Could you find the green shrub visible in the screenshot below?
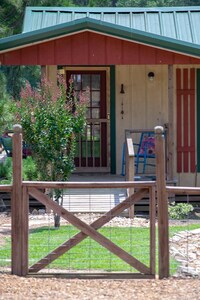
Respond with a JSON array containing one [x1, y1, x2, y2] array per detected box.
[[0, 158, 12, 181], [22, 156, 37, 181], [0, 156, 38, 183], [169, 202, 194, 220]]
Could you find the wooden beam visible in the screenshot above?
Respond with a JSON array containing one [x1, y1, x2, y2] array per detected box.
[[0, 185, 12, 192], [125, 135, 135, 218], [155, 126, 169, 279], [21, 186, 29, 276], [12, 124, 28, 276], [149, 185, 156, 275], [28, 187, 150, 274], [23, 181, 156, 189], [166, 186, 200, 195]]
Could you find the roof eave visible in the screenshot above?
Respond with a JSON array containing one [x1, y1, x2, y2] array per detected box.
[[0, 17, 200, 59]]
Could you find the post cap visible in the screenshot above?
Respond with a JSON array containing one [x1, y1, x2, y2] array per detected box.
[[13, 124, 22, 133], [154, 126, 164, 134]]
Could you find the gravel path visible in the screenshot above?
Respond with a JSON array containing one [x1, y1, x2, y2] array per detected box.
[[0, 275, 200, 300]]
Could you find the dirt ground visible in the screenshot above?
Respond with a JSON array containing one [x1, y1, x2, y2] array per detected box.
[[0, 275, 200, 300], [0, 213, 200, 299]]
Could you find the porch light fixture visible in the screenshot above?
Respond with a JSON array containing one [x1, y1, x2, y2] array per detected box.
[[148, 72, 155, 81], [120, 84, 125, 94]]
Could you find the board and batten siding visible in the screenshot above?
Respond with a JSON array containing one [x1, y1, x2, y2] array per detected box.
[[115, 65, 168, 175], [174, 65, 199, 187]]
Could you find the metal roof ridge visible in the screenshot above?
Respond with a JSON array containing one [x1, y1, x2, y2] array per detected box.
[[25, 6, 200, 13]]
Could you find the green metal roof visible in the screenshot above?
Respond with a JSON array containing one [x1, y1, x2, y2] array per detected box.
[[23, 6, 200, 45], [0, 17, 200, 59], [1, 6, 200, 59]]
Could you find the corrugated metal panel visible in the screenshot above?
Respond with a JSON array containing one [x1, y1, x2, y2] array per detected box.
[[23, 7, 200, 45], [118, 13, 131, 28], [31, 10, 43, 31], [43, 11, 58, 29], [146, 12, 161, 35], [103, 13, 116, 24], [132, 13, 146, 31], [190, 12, 200, 44], [59, 12, 73, 23], [176, 12, 193, 43], [161, 13, 177, 39]]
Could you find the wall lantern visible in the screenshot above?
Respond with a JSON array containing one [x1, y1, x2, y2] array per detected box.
[[148, 72, 155, 81], [120, 84, 125, 94]]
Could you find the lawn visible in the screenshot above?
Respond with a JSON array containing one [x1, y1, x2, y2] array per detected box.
[[0, 223, 200, 274]]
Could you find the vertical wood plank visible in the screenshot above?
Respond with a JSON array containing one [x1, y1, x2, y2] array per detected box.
[[21, 185, 29, 276], [149, 185, 156, 275], [155, 126, 169, 279], [167, 65, 174, 181], [190, 68, 196, 173], [176, 69, 182, 172], [12, 124, 28, 276], [125, 136, 135, 218], [183, 69, 189, 172]]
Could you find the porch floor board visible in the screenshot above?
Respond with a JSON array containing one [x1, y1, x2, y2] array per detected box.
[[65, 174, 127, 213]]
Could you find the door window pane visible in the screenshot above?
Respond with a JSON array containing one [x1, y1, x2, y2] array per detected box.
[[92, 108, 100, 119], [92, 75, 100, 90], [72, 74, 81, 90], [92, 91, 100, 107], [82, 74, 90, 90]]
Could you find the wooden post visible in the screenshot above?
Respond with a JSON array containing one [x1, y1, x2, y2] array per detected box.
[[12, 124, 29, 276], [149, 185, 156, 276], [125, 136, 135, 218], [155, 126, 169, 279]]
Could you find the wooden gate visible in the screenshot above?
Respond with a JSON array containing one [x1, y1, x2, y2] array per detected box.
[[19, 183, 156, 278], [10, 125, 169, 279]]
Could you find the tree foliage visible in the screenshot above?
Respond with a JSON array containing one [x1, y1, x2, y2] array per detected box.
[[0, 72, 14, 134]]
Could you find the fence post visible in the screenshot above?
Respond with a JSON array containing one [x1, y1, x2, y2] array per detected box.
[[12, 124, 28, 276], [155, 126, 169, 279], [125, 135, 135, 218]]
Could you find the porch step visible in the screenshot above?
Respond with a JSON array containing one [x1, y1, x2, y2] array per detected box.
[[62, 188, 127, 213]]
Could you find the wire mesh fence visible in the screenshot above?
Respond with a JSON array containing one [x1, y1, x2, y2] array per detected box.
[[1, 187, 199, 278], [28, 187, 154, 276], [169, 194, 200, 278], [0, 211, 11, 274]]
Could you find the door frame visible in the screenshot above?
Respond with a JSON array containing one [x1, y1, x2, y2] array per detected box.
[[64, 66, 112, 173]]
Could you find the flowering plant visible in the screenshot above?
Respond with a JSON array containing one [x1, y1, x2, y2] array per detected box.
[[16, 75, 88, 182]]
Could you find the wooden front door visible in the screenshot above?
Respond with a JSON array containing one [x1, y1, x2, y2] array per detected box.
[[67, 71, 109, 172]]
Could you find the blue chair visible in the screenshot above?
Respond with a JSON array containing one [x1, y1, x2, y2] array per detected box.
[[135, 132, 155, 174], [121, 131, 156, 177]]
